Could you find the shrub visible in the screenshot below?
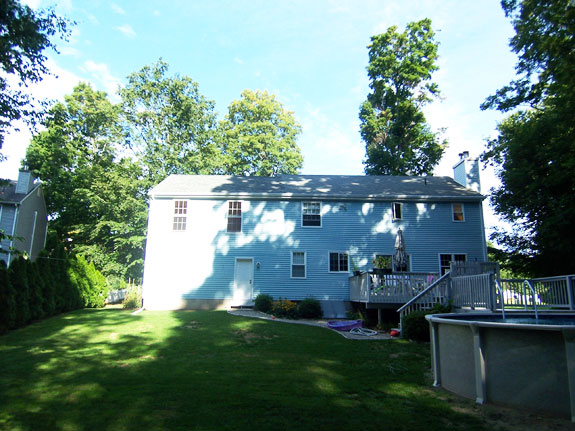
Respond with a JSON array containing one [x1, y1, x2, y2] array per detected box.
[[122, 285, 142, 309], [254, 293, 273, 313], [272, 299, 298, 319], [297, 298, 323, 319], [402, 303, 451, 342]]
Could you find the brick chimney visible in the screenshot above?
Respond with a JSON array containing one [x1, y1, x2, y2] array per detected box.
[[15, 169, 35, 195], [453, 152, 480, 193]]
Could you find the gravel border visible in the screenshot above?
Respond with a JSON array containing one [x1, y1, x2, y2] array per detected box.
[[227, 309, 392, 340]]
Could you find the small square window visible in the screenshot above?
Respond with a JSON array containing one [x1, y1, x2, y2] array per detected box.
[[452, 203, 465, 222], [329, 252, 348, 272], [392, 202, 403, 220]]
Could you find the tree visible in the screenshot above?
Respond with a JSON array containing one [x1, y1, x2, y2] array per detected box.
[[360, 19, 446, 176], [0, 0, 70, 152], [219, 89, 303, 176], [25, 83, 148, 280], [120, 59, 221, 184], [481, 0, 575, 276]]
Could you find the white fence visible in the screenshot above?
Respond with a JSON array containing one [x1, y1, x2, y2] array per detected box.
[[499, 275, 575, 310]]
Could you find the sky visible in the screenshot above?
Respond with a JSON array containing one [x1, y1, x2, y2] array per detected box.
[[1, 0, 518, 234]]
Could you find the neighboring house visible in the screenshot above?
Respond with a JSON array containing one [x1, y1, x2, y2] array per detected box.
[[142, 153, 488, 311], [0, 170, 48, 266]]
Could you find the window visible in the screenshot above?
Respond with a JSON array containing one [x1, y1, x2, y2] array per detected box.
[[227, 201, 242, 232], [392, 202, 403, 220], [440, 253, 466, 275], [329, 252, 349, 272], [452, 203, 465, 222], [173, 200, 187, 231], [291, 251, 306, 278], [302, 202, 321, 227]]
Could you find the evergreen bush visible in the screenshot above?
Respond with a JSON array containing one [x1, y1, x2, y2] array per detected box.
[[122, 285, 142, 309], [402, 303, 451, 342], [254, 294, 273, 313], [297, 298, 323, 319]]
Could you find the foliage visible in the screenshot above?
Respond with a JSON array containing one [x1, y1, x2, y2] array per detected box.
[[122, 284, 142, 309], [481, 0, 575, 276], [68, 255, 109, 308], [25, 82, 148, 280], [373, 255, 391, 269], [272, 298, 298, 319], [402, 303, 451, 342], [360, 19, 446, 176], [120, 59, 221, 184], [297, 298, 323, 319], [253, 293, 273, 313], [220, 89, 303, 176], [0, 0, 70, 151], [0, 251, 105, 333]]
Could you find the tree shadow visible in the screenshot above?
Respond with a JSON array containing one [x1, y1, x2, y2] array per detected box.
[[0, 309, 492, 431]]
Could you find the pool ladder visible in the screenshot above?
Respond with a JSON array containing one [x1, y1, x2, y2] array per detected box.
[[523, 280, 539, 321]]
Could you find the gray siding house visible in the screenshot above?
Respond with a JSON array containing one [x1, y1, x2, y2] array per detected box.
[[142, 154, 487, 311], [0, 170, 48, 266]]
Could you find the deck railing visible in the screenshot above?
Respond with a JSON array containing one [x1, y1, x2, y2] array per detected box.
[[349, 272, 439, 304]]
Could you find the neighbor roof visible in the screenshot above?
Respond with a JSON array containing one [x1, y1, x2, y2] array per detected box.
[[149, 175, 484, 202], [0, 180, 37, 204]]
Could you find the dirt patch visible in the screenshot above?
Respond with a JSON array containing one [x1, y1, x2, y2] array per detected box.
[[233, 329, 277, 344]]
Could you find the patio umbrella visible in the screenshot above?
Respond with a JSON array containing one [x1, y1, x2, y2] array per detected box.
[[394, 228, 408, 272]]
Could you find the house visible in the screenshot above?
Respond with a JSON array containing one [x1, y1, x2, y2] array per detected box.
[[0, 170, 48, 266], [142, 153, 487, 312]]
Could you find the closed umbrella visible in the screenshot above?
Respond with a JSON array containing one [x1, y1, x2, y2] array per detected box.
[[394, 228, 408, 272]]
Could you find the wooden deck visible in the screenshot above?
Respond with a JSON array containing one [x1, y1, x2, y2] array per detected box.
[[349, 272, 440, 306]]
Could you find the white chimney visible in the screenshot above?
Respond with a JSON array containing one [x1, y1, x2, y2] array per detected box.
[[15, 169, 35, 195], [453, 152, 480, 193]]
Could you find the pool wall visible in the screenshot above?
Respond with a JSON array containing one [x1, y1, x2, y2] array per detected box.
[[426, 313, 575, 421]]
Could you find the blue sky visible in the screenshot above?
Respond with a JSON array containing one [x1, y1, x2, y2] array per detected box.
[[2, 0, 518, 231]]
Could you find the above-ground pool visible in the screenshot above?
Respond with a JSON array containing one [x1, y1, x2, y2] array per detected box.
[[426, 312, 575, 421]]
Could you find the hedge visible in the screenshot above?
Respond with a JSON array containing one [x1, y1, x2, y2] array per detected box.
[[0, 253, 109, 334]]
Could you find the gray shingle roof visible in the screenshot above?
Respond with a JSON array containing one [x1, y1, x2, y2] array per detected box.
[[0, 181, 27, 204], [150, 175, 484, 202]]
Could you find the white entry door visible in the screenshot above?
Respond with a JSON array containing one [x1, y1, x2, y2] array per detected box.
[[234, 258, 253, 305]]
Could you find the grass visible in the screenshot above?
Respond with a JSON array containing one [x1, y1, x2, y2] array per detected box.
[[0, 309, 497, 431]]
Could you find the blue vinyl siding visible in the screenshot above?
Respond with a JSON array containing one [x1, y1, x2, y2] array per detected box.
[[144, 197, 487, 303]]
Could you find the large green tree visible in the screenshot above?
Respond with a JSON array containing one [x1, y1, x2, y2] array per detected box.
[[0, 0, 70, 153], [360, 19, 446, 176], [25, 83, 148, 280], [481, 0, 575, 276], [219, 89, 303, 176], [120, 60, 221, 184]]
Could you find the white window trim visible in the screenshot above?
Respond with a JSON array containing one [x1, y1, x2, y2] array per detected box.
[[227, 200, 243, 233], [291, 251, 307, 279], [392, 202, 403, 221], [452, 203, 465, 222], [328, 251, 349, 273], [301, 201, 322, 228]]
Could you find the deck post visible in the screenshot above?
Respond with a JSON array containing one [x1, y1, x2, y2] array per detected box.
[[377, 308, 382, 327], [567, 276, 575, 311]]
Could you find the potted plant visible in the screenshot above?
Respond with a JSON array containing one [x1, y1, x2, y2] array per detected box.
[[372, 256, 392, 275], [352, 259, 361, 276]]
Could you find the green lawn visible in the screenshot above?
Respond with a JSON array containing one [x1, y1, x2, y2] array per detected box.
[[0, 309, 488, 431]]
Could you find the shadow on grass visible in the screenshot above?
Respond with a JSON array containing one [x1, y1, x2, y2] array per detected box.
[[0, 309, 488, 431]]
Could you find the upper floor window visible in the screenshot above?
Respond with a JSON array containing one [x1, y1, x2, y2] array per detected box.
[[329, 252, 349, 273], [452, 203, 465, 222], [302, 202, 321, 227], [291, 251, 306, 278], [173, 200, 187, 231], [227, 201, 242, 232], [392, 202, 403, 220], [440, 253, 466, 275]]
